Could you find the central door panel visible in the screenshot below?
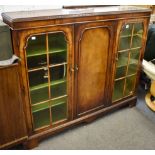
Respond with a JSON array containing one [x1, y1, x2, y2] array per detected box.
[[75, 22, 113, 116]]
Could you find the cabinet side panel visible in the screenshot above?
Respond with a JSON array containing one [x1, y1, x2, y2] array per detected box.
[[77, 27, 110, 115], [0, 65, 27, 148]]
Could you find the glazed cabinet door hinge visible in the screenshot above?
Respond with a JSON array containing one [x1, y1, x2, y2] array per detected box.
[[69, 64, 79, 74]]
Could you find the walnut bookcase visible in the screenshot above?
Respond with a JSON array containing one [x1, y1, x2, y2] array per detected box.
[[1, 6, 151, 149]]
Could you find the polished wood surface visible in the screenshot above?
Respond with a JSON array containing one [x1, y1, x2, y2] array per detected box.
[[2, 6, 151, 30], [11, 25, 74, 135], [2, 6, 150, 23], [1, 7, 151, 149], [76, 26, 110, 115], [63, 5, 118, 9], [0, 64, 27, 149]]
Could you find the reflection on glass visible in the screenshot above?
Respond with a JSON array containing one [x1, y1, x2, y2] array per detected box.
[[27, 35, 46, 57], [130, 49, 140, 64], [112, 79, 125, 101], [132, 23, 143, 48], [119, 37, 131, 51], [132, 36, 142, 48], [127, 64, 137, 75], [134, 23, 143, 36], [117, 52, 129, 67], [125, 75, 136, 96], [115, 66, 127, 79], [120, 23, 133, 36]]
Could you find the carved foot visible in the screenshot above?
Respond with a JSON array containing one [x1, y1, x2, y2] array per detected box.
[[23, 139, 39, 150]]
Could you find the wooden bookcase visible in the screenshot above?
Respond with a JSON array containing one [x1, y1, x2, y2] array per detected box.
[[1, 6, 151, 149]]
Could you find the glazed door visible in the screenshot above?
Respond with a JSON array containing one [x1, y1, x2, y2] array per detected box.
[[112, 19, 149, 103], [75, 21, 115, 117], [22, 25, 74, 131]]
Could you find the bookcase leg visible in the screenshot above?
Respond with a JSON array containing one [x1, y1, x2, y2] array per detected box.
[[129, 98, 137, 108], [84, 117, 97, 124], [23, 139, 39, 150]]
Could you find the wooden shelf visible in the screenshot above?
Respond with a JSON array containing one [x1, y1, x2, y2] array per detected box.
[[120, 34, 142, 38], [30, 78, 66, 91], [32, 98, 66, 113], [117, 58, 138, 68], [51, 78, 66, 86], [49, 48, 66, 54], [32, 102, 49, 113], [27, 48, 66, 57], [118, 47, 141, 53], [115, 73, 136, 81], [30, 82, 48, 91]]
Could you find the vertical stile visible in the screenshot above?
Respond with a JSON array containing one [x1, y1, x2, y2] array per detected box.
[[122, 24, 135, 96], [46, 33, 52, 125]]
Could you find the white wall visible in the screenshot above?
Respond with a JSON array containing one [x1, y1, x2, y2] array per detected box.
[[0, 5, 62, 19]]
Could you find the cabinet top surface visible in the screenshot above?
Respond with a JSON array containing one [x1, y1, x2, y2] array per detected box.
[[2, 6, 151, 24]]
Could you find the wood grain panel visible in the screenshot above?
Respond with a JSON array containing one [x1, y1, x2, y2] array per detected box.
[[0, 64, 27, 148], [77, 27, 110, 115]]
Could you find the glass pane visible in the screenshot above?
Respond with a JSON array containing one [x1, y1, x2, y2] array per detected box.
[[26, 35, 46, 57], [112, 79, 125, 101], [125, 75, 136, 96], [28, 69, 48, 87], [127, 64, 137, 75], [30, 86, 49, 104], [115, 66, 127, 79], [132, 23, 143, 48], [117, 51, 129, 67], [33, 108, 50, 129], [120, 23, 133, 36], [130, 49, 140, 64], [49, 51, 67, 65], [48, 33, 67, 53], [132, 36, 142, 48], [133, 23, 143, 36], [27, 55, 47, 69], [50, 65, 66, 81], [51, 102, 67, 123], [118, 37, 131, 51], [51, 82, 67, 98]]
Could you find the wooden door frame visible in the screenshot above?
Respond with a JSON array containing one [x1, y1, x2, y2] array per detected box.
[[11, 24, 74, 135], [111, 17, 150, 105], [74, 20, 117, 118]]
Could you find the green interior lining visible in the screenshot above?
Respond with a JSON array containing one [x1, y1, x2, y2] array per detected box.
[[26, 32, 68, 129], [30, 78, 66, 91], [52, 102, 67, 123], [33, 108, 50, 129], [27, 48, 66, 57]]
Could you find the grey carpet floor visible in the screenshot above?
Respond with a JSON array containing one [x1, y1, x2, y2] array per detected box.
[[34, 106, 155, 150], [137, 86, 155, 124]]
